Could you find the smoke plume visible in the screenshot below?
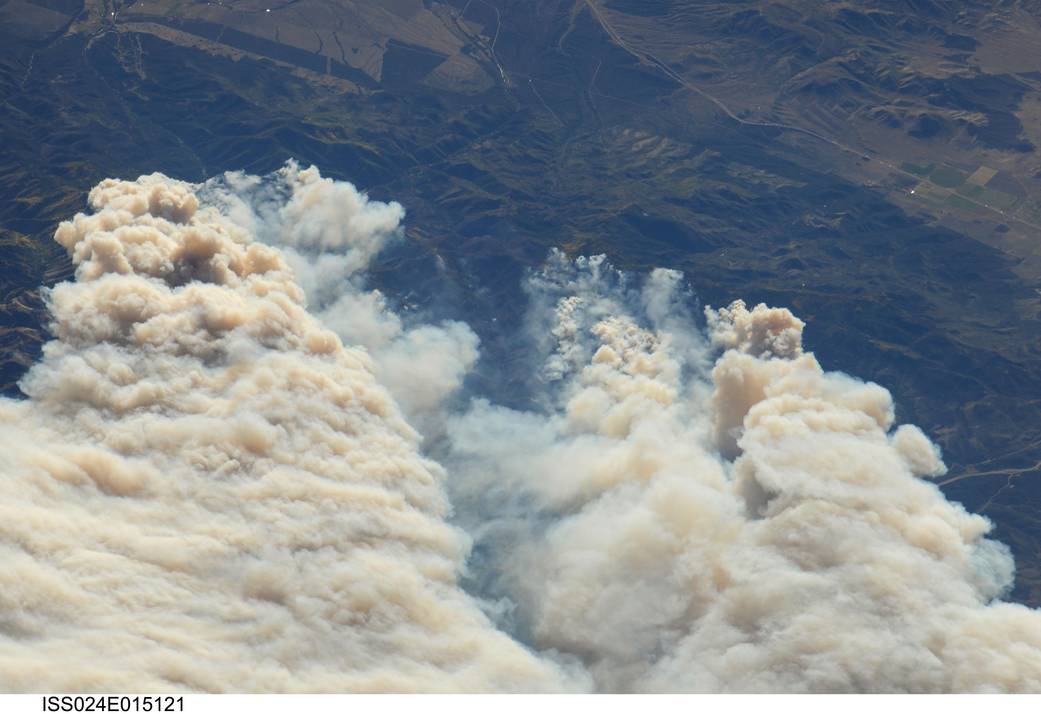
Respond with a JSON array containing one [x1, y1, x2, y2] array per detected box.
[[445, 252, 1041, 693], [200, 163, 480, 427], [3, 166, 1041, 693], [0, 170, 568, 692]]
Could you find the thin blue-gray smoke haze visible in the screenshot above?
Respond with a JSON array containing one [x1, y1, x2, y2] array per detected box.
[[1, 165, 1039, 692]]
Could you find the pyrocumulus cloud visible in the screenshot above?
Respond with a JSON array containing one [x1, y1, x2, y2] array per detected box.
[[445, 252, 1041, 693], [0, 169, 570, 693], [2, 166, 1041, 693]]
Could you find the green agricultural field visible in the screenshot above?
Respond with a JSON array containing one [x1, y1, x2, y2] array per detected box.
[[902, 162, 935, 177], [982, 188, 1020, 210], [946, 193, 978, 211], [929, 165, 968, 188]]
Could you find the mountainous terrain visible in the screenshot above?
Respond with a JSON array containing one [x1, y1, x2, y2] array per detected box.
[[3, 0, 1041, 603]]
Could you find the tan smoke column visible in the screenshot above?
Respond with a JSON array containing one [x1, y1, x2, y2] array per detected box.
[[203, 162, 480, 426], [446, 253, 1041, 693], [7, 169, 1041, 693], [0, 174, 571, 693]]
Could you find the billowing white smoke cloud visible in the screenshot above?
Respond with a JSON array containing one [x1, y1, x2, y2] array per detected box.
[[4, 167, 1041, 694], [0, 172, 570, 692], [200, 162, 479, 425], [446, 251, 1041, 693]]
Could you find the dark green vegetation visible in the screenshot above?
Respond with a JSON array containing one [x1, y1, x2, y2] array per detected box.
[[3, 0, 1041, 603]]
